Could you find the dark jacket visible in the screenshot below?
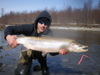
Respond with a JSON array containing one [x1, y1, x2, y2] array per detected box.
[[4, 11, 58, 56], [4, 11, 52, 38]]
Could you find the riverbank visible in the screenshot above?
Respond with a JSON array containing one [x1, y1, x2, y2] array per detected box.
[[0, 23, 100, 31], [1, 25, 100, 32], [50, 26, 100, 31]]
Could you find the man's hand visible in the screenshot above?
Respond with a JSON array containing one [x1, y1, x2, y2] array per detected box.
[[59, 49, 69, 55], [6, 35, 18, 48]]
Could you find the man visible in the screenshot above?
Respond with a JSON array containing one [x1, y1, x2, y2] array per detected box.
[[4, 11, 67, 75]]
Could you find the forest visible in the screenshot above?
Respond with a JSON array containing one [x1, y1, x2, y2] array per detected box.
[[0, 0, 100, 28]]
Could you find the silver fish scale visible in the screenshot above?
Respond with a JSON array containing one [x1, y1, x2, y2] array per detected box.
[[16, 36, 88, 53]]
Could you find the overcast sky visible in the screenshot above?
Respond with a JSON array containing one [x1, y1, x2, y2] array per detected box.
[[0, 0, 99, 15]]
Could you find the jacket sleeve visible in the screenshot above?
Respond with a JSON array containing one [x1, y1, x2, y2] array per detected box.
[[4, 24, 34, 39]]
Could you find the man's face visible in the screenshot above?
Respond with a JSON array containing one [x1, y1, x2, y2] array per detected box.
[[37, 22, 48, 33]]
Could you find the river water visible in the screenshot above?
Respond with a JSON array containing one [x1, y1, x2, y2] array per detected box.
[[0, 28, 100, 75]]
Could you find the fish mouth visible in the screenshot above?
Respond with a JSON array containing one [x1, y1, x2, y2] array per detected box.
[[75, 44, 88, 52], [79, 49, 88, 52], [78, 46, 88, 52], [82, 46, 88, 50], [69, 45, 88, 53]]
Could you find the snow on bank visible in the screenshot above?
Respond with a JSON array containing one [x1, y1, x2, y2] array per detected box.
[[50, 26, 100, 31]]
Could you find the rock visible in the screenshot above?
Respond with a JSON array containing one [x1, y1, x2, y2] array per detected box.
[[0, 63, 5, 72], [0, 46, 3, 49], [0, 63, 3, 67]]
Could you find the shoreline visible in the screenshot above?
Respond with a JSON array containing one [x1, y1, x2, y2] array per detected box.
[[50, 26, 100, 31], [0, 25, 100, 31]]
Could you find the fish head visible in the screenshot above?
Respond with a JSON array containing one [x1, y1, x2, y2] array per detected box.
[[68, 43, 88, 53]]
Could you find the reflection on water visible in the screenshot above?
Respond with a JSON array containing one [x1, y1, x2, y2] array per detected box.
[[0, 29, 100, 75], [47, 29, 100, 75], [49, 29, 100, 45]]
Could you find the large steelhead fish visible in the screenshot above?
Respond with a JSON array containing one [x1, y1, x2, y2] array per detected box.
[[15, 36, 88, 53]]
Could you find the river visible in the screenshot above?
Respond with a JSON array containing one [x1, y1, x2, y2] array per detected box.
[[0, 27, 100, 75]]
